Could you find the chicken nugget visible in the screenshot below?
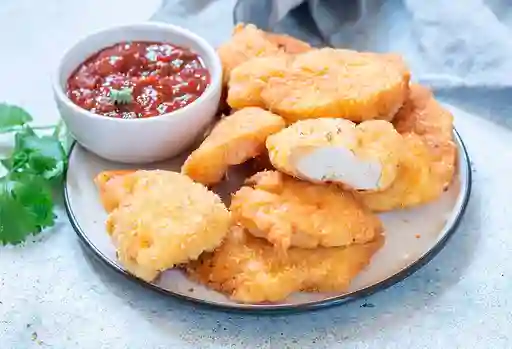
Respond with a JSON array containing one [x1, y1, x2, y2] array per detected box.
[[181, 107, 286, 186], [227, 55, 290, 109], [186, 225, 384, 304], [94, 169, 137, 212], [217, 24, 312, 86], [217, 23, 283, 84], [375, 52, 411, 81], [95, 170, 231, 282], [359, 85, 457, 211], [262, 48, 410, 122], [230, 171, 382, 251], [264, 32, 312, 54], [266, 118, 403, 191], [227, 48, 410, 122]]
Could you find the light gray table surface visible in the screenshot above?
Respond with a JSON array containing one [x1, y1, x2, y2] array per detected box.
[[1, 1, 511, 348]]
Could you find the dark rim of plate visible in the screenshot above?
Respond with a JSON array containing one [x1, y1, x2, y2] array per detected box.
[[63, 128, 472, 315]]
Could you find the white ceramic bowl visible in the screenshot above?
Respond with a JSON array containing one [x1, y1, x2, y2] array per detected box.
[[53, 22, 222, 164]]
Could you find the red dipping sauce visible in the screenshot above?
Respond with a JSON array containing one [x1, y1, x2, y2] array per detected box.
[[66, 41, 211, 119]]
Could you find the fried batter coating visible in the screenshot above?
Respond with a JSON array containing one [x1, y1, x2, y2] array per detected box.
[[264, 32, 312, 54], [181, 107, 286, 186], [94, 170, 231, 282], [218, 24, 280, 84], [217, 24, 281, 84], [359, 85, 457, 211], [263, 49, 410, 122], [217, 24, 312, 85], [227, 55, 290, 109], [230, 171, 382, 251], [393, 84, 454, 154], [228, 48, 410, 122], [95, 169, 137, 212], [266, 118, 403, 191], [186, 225, 384, 304]]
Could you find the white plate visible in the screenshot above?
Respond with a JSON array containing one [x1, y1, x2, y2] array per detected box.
[[64, 129, 471, 313]]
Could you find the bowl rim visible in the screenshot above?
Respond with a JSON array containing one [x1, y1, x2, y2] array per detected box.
[[52, 21, 222, 124]]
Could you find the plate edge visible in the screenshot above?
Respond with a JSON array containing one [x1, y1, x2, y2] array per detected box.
[[63, 128, 472, 314]]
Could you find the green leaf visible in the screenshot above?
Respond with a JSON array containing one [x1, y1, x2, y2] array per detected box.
[[109, 87, 133, 105], [0, 127, 63, 245], [0, 174, 55, 245], [10, 173, 55, 228], [0, 103, 68, 245], [0, 104, 33, 133], [0, 189, 39, 245], [52, 120, 72, 155], [11, 125, 67, 180]]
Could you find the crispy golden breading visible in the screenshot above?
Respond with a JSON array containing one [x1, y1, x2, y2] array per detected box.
[[94, 169, 137, 213], [186, 225, 384, 304], [94, 170, 231, 282], [266, 118, 403, 191], [378, 53, 412, 82], [230, 171, 382, 251], [181, 107, 286, 186], [359, 85, 457, 211], [217, 24, 282, 85], [393, 84, 454, 155], [355, 120, 404, 189], [227, 48, 410, 122], [227, 55, 290, 109], [262, 49, 410, 122], [264, 32, 312, 54], [217, 24, 312, 85]]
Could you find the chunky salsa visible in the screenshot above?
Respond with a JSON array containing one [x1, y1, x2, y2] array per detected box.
[[66, 41, 210, 119]]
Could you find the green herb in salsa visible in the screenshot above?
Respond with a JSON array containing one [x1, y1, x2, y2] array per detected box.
[[109, 87, 133, 105]]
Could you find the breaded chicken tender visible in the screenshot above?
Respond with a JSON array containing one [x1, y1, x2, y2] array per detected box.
[[181, 107, 286, 185], [94, 169, 138, 212], [230, 171, 382, 251], [217, 24, 281, 85], [217, 24, 311, 85], [266, 118, 403, 191], [359, 85, 457, 211], [186, 225, 384, 304], [264, 32, 312, 54], [228, 48, 410, 122], [228, 55, 290, 109], [94, 170, 231, 282]]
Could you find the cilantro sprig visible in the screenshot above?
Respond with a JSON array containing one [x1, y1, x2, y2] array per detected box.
[[0, 104, 67, 245], [109, 87, 133, 105]]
